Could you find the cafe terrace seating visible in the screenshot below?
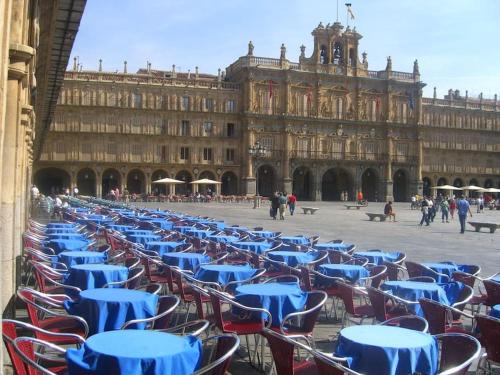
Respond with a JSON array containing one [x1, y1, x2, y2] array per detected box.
[[2, 196, 499, 375]]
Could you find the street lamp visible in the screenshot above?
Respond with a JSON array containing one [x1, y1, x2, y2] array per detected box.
[[248, 141, 269, 208]]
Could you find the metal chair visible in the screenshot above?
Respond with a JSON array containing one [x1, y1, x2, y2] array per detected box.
[[12, 336, 68, 375], [475, 314, 500, 374], [434, 333, 481, 375], [192, 334, 240, 375], [121, 295, 180, 330], [379, 315, 429, 332], [103, 266, 144, 289]]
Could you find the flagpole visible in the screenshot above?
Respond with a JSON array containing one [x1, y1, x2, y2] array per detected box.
[[346, 4, 349, 27], [336, 0, 339, 22]]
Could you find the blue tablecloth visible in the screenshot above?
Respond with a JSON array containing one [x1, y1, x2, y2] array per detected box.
[[46, 223, 77, 228], [125, 229, 155, 235], [313, 242, 350, 251], [335, 325, 438, 375], [59, 251, 107, 267], [184, 229, 214, 239], [195, 264, 257, 286], [65, 289, 158, 335], [234, 282, 307, 326], [232, 241, 272, 254], [45, 228, 80, 234], [145, 241, 186, 256], [46, 232, 87, 241], [354, 251, 401, 265], [162, 253, 211, 271], [173, 225, 194, 233], [126, 234, 162, 245], [280, 236, 310, 245], [66, 330, 201, 375], [64, 264, 129, 290], [422, 262, 472, 281], [44, 239, 90, 254], [206, 235, 239, 243], [493, 276, 500, 283], [317, 264, 369, 284], [248, 230, 277, 238], [191, 219, 225, 230], [491, 305, 500, 319], [381, 281, 464, 316], [267, 251, 318, 267], [143, 219, 173, 230], [78, 218, 114, 226]]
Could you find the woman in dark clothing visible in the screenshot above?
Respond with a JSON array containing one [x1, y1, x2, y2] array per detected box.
[[270, 193, 279, 220]]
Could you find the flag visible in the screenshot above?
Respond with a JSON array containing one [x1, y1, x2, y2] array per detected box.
[[408, 93, 415, 110], [375, 96, 381, 111], [268, 80, 273, 99], [345, 3, 355, 19]]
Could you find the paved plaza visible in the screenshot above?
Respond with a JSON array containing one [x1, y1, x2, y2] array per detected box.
[[137, 201, 500, 277]]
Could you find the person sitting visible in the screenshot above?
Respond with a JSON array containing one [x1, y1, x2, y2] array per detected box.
[[384, 201, 396, 222]]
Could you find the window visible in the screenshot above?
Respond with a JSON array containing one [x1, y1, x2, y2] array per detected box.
[[320, 139, 329, 154], [161, 119, 168, 135], [131, 144, 142, 155], [81, 143, 92, 154], [332, 141, 343, 159], [107, 92, 117, 106], [203, 121, 213, 136], [180, 120, 190, 136], [56, 142, 65, 153], [259, 137, 273, 150], [160, 145, 167, 162], [203, 148, 213, 161], [205, 98, 214, 111], [132, 92, 142, 108], [225, 148, 235, 162], [107, 143, 116, 155], [364, 142, 376, 160], [226, 123, 235, 137], [296, 138, 310, 158], [180, 147, 189, 160], [82, 90, 90, 105], [181, 96, 189, 111], [226, 100, 236, 113]]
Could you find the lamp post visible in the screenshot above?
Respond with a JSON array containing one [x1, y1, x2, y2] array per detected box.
[[248, 141, 268, 208]]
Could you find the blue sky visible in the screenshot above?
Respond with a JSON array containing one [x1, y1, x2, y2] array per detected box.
[[70, 0, 499, 98]]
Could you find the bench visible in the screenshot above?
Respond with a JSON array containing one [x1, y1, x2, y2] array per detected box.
[[366, 213, 387, 222], [468, 222, 500, 233], [302, 207, 319, 215], [345, 204, 367, 210]]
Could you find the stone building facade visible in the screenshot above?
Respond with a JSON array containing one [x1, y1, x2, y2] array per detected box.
[[35, 22, 500, 202], [0, 0, 86, 319]]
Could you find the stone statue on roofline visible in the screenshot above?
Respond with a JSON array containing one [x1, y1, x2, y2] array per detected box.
[[248, 41, 254, 56]]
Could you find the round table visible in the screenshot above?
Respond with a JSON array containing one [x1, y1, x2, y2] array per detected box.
[[422, 262, 458, 281], [162, 252, 211, 271], [232, 241, 272, 254], [234, 282, 307, 326], [59, 251, 107, 267], [206, 235, 239, 243], [124, 229, 155, 236], [145, 241, 186, 256], [490, 304, 500, 319], [173, 225, 193, 233], [45, 232, 87, 241], [64, 289, 159, 336], [354, 251, 401, 265], [44, 239, 90, 254], [46, 223, 77, 228], [335, 325, 438, 375], [64, 264, 129, 290], [66, 330, 201, 375], [105, 224, 135, 232], [248, 230, 278, 238], [45, 228, 80, 234], [126, 234, 162, 245], [317, 264, 369, 284], [280, 236, 309, 245], [184, 229, 214, 239], [141, 219, 173, 230], [313, 243, 352, 251], [267, 251, 318, 267], [195, 264, 257, 286]]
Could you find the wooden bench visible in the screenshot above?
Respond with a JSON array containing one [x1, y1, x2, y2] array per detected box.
[[468, 222, 500, 233], [345, 204, 367, 210], [366, 213, 387, 222], [302, 207, 319, 215]]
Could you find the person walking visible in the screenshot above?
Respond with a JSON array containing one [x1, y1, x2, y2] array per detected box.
[[278, 192, 287, 220], [270, 193, 279, 220], [440, 199, 449, 223], [449, 198, 456, 220], [287, 192, 297, 216], [457, 195, 472, 234], [419, 197, 430, 226]]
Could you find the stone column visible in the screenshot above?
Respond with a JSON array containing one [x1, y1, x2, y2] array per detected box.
[[243, 127, 256, 194], [384, 133, 394, 201], [312, 166, 322, 201], [282, 128, 292, 193], [96, 174, 102, 198], [416, 132, 424, 196]]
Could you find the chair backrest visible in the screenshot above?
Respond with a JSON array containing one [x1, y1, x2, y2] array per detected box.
[[299, 266, 312, 291], [192, 334, 240, 375], [313, 350, 358, 375], [2, 320, 28, 375], [435, 333, 481, 375], [153, 295, 180, 330], [451, 272, 475, 288], [124, 256, 141, 269], [484, 279, 500, 306], [366, 286, 390, 322], [126, 267, 145, 289], [13, 336, 67, 375], [337, 281, 356, 314], [475, 314, 500, 364], [383, 261, 405, 281], [405, 261, 424, 278], [418, 298, 447, 334], [299, 291, 328, 334], [380, 315, 429, 332], [367, 265, 387, 288]]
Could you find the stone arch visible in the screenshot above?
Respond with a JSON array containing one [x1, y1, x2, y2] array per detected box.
[[422, 177, 432, 197], [435, 177, 448, 197], [175, 170, 192, 196], [34, 167, 70, 195], [484, 179, 494, 188], [197, 170, 217, 194], [127, 169, 146, 195], [453, 178, 464, 188], [102, 168, 121, 197], [292, 166, 313, 200], [151, 169, 169, 195], [321, 167, 353, 201], [469, 178, 479, 186], [76, 168, 96, 196], [361, 168, 379, 202], [393, 169, 409, 202], [221, 171, 238, 196], [257, 164, 276, 198]]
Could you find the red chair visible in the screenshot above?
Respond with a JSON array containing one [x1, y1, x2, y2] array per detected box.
[[262, 328, 318, 375], [192, 334, 240, 375], [434, 333, 481, 375], [418, 298, 473, 335], [475, 314, 500, 373], [405, 261, 449, 282], [121, 295, 180, 330], [366, 286, 409, 323], [359, 265, 387, 288], [305, 267, 344, 320], [2, 319, 85, 375], [337, 281, 374, 328], [451, 271, 486, 314], [103, 266, 144, 289], [383, 261, 406, 281], [483, 279, 500, 307], [17, 287, 89, 342], [379, 315, 429, 332]]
